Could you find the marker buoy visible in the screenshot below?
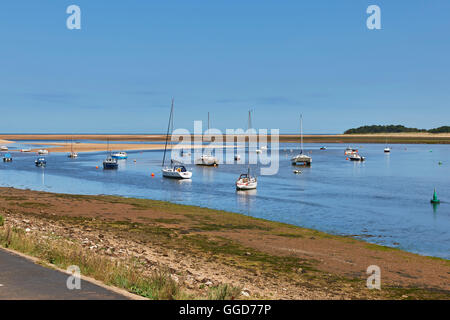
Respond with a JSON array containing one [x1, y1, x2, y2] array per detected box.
[[346, 157, 349, 160], [151, 173, 155, 177], [96, 166, 99, 169], [430, 189, 440, 204]]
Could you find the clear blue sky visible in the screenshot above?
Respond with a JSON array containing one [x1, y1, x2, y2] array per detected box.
[[0, 0, 449, 134]]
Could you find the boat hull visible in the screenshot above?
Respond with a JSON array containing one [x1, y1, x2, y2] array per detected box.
[[291, 154, 312, 166], [162, 168, 192, 179], [196, 155, 218, 166], [103, 162, 118, 169], [236, 181, 258, 190], [350, 156, 365, 161], [112, 155, 128, 160]]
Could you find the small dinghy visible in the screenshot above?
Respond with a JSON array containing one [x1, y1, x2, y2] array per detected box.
[[103, 156, 118, 169], [349, 154, 365, 161], [35, 157, 46, 167], [345, 147, 358, 155], [112, 152, 128, 160], [3, 153, 12, 162], [0, 146, 8, 151], [293, 170, 302, 174], [38, 149, 49, 155]]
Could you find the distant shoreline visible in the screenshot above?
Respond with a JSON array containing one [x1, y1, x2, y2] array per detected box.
[[1, 133, 450, 147]]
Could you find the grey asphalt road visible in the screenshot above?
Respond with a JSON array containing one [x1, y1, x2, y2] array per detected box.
[[0, 248, 129, 300]]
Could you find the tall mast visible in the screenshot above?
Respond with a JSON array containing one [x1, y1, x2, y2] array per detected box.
[[248, 110, 252, 172], [300, 114, 303, 154], [162, 98, 174, 167], [208, 112, 210, 131]]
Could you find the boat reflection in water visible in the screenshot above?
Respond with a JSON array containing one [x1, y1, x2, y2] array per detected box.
[[236, 189, 257, 215]]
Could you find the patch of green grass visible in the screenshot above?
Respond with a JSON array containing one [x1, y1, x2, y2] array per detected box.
[[273, 232, 303, 238], [151, 218, 182, 224], [382, 286, 450, 300], [0, 195, 28, 201], [208, 284, 242, 300], [0, 226, 185, 300], [193, 222, 271, 232], [365, 243, 398, 252], [183, 234, 317, 274], [11, 202, 53, 209], [0, 215, 3, 227]]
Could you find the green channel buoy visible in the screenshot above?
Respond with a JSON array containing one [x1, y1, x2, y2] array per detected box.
[[430, 189, 440, 204]]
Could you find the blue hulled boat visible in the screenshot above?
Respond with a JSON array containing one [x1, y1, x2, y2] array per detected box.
[[3, 153, 12, 162], [35, 157, 46, 167]]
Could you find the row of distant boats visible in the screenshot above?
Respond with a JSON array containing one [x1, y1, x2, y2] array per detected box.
[[0, 101, 392, 191]]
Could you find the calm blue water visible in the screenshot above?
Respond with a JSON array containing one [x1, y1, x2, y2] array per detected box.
[[0, 143, 449, 259]]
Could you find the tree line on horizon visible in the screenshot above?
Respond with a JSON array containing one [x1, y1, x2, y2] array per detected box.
[[344, 125, 450, 134]]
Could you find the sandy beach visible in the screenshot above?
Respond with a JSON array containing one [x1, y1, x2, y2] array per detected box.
[[1, 133, 450, 147], [27, 143, 229, 153]]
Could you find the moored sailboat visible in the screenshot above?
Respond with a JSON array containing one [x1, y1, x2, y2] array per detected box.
[[196, 112, 218, 166], [236, 167, 257, 190], [236, 110, 257, 190], [68, 137, 78, 158], [162, 99, 192, 179], [291, 115, 311, 166], [103, 139, 118, 170]]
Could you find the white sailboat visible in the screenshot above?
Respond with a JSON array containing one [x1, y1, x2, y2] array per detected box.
[[349, 153, 365, 161], [384, 138, 391, 153], [196, 112, 218, 166], [236, 167, 257, 190], [38, 149, 49, 155], [291, 115, 311, 166], [68, 137, 78, 158], [162, 99, 193, 179], [236, 110, 257, 190]]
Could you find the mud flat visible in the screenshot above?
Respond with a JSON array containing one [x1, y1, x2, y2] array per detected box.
[[0, 187, 448, 300]]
